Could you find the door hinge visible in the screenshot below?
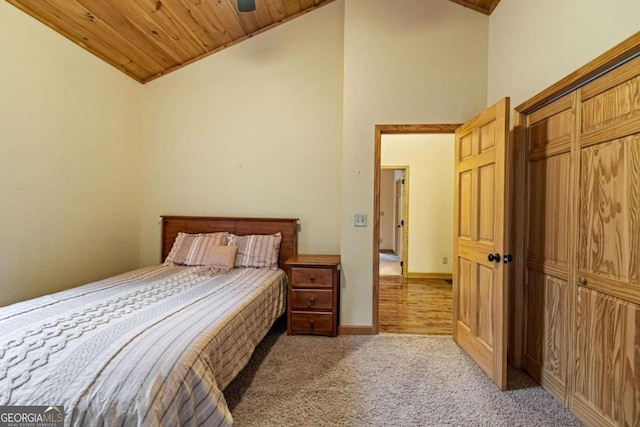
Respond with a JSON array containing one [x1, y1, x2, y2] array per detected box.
[[402, 179, 405, 184], [400, 261, 403, 267]]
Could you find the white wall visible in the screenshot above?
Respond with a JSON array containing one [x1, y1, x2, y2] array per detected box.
[[382, 134, 454, 275], [488, 0, 640, 108], [9, 0, 633, 328], [379, 169, 395, 250], [140, 1, 344, 266], [341, 0, 488, 326], [0, 2, 142, 306]]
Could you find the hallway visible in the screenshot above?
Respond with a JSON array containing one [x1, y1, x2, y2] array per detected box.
[[378, 275, 452, 335], [379, 252, 402, 276]]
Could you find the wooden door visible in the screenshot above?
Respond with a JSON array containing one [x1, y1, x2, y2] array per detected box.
[[395, 179, 402, 260], [571, 55, 640, 427], [394, 176, 404, 274], [453, 97, 510, 390], [522, 93, 574, 404]]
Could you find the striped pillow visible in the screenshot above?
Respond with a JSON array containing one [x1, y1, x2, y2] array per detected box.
[[165, 232, 229, 266], [228, 232, 282, 269]]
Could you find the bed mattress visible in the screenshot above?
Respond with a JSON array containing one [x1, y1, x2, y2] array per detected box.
[[0, 265, 286, 426]]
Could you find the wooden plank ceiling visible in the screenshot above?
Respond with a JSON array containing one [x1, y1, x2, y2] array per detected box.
[[6, 0, 501, 84], [449, 0, 501, 15]]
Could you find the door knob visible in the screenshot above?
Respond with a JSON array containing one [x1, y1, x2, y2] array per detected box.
[[488, 253, 500, 262]]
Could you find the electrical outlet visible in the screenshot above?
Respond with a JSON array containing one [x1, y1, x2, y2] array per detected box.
[[442, 256, 448, 265], [354, 214, 367, 227]]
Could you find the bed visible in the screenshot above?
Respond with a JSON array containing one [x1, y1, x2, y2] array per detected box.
[[0, 216, 298, 426]]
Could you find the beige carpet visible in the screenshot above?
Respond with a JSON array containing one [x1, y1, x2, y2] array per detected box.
[[223, 319, 581, 426]]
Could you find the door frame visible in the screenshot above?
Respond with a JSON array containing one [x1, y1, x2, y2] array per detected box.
[[373, 124, 461, 334], [380, 166, 409, 277]]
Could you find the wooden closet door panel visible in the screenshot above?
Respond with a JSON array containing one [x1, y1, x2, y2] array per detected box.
[[575, 134, 640, 427], [581, 75, 640, 135], [574, 288, 638, 426], [528, 154, 572, 267], [573, 54, 640, 427], [541, 274, 568, 383], [523, 270, 568, 389], [622, 304, 640, 426], [579, 136, 640, 290], [523, 94, 574, 403], [529, 108, 574, 158], [524, 269, 544, 373]]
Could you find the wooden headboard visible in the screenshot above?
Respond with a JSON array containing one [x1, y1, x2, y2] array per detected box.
[[161, 216, 299, 271]]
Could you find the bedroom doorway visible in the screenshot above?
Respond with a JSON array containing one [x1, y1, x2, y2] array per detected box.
[[374, 124, 459, 335]]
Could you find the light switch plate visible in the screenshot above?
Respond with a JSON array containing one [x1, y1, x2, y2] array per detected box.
[[354, 214, 367, 227]]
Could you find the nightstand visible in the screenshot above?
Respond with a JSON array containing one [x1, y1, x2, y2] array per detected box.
[[285, 254, 340, 337]]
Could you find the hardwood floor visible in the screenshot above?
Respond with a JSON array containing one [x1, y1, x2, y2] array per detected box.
[[379, 276, 453, 335]]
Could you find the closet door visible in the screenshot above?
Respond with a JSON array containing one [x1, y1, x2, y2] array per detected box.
[[572, 55, 640, 427], [522, 93, 575, 404]]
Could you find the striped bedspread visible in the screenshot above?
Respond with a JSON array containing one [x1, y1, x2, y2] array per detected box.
[[0, 265, 286, 426]]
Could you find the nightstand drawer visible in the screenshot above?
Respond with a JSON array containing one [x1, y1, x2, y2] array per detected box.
[[290, 312, 334, 334], [291, 289, 333, 310], [291, 267, 333, 288]]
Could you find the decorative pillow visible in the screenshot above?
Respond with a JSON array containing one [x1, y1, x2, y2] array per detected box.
[[165, 232, 229, 266], [197, 245, 238, 275], [228, 232, 282, 269]]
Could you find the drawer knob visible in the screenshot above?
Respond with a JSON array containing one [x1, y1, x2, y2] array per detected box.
[[309, 319, 314, 328], [309, 296, 316, 303], [578, 277, 587, 286], [309, 275, 315, 282]]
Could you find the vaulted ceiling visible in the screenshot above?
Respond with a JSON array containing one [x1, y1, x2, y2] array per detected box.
[[6, 0, 501, 83], [450, 0, 501, 15]]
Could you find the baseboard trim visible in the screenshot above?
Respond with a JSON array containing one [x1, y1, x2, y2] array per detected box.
[[407, 272, 453, 280], [571, 395, 616, 427], [379, 249, 395, 254], [339, 325, 375, 335]]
